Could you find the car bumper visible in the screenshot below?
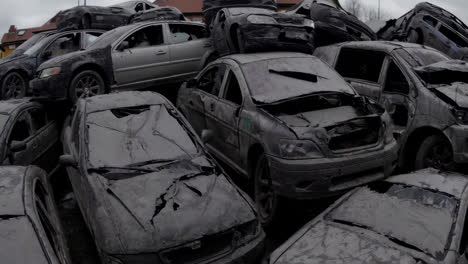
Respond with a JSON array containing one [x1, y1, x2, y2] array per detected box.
[[213, 230, 265, 264], [239, 24, 314, 54], [268, 141, 398, 199], [30, 73, 69, 100], [445, 125, 468, 164]]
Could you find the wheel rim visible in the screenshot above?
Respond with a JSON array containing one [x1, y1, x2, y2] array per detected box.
[[4, 74, 24, 99], [255, 159, 276, 223], [423, 143, 453, 169], [75, 75, 102, 99]]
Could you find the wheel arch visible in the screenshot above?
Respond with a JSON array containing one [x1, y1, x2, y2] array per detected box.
[[70, 63, 110, 92]]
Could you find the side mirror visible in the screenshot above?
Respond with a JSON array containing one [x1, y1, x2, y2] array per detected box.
[[201, 129, 214, 144], [117, 41, 130, 51], [10, 141, 27, 153], [59, 155, 78, 168], [187, 78, 197, 88]]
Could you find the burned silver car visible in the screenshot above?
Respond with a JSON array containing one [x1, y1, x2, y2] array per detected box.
[[129, 6, 186, 24], [314, 41, 468, 171], [203, 0, 277, 26], [269, 168, 468, 264], [60, 91, 265, 264], [287, 0, 376, 46], [0, 29, 103, 99], [177, 53, 398, 225], [0, 166, 71, 264], [31, 21, 211, 102], [209, 7, 315, 56], [378, 2, 468, 61]]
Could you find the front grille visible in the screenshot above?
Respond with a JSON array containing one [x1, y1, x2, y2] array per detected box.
[[160, 231, 234, 264], [327, 117, 381, 151]]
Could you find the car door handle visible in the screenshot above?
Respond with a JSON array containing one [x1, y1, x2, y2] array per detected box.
[[156, 50, 167, 55]]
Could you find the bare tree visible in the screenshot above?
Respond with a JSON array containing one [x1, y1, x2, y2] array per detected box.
[[344, 0, 363, 19], [363, 5, 391, 21]]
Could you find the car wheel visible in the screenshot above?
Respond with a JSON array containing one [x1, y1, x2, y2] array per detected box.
[[253, 153, 278, 227], [1, 72, 27, 99], [69, 70, 105, 103], [415, 135, 454, 170], [407, 29, 423, 44], [80, 15, 91, 29]]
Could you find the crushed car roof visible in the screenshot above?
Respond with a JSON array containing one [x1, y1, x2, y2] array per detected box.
[[386, 168, 468, 198], [334, 41, 431, 52], [83, 91, 169, 113], [0, 98, 32, 115], [0, 166, 27, 216], [223, 52, 317, 65]]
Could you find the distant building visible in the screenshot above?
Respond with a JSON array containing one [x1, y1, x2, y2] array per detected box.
[[154, 0, 301, 21], [0, 16, 58, 58]]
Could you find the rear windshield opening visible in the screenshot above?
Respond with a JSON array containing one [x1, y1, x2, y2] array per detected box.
[[269, 70, 319, 83]]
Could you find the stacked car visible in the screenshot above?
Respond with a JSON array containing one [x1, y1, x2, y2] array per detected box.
[[3, 0, 468, 263]]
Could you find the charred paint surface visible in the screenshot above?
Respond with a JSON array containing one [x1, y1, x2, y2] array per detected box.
[[202, 0, 277, 25], [56, 6, 132, 31], [129, 7, 186, 23]]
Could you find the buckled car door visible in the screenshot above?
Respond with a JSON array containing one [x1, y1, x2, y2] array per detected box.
[[380, 56, 416, 141], [334, 47, 386, 101], [212, 11, 230, 55], [27, 107, 59, 174], [204, 65, 243, 166], [167, 23, 211, 78], [6, 110, 35, 165], [112, 24, 171, 88]]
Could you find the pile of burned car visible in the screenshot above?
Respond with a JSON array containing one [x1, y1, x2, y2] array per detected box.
[[4, 0, 468, 263]]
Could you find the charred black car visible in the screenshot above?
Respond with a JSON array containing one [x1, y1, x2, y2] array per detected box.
[[0, 29, 103, 99], [287, 0, 376, 46], [60, 91, 265, 264], [177, 53, 398, 225], [129, 6, 186, 24], [56, 6, 133, 31], [5, 31, 55, 59], [377, 2, 468, 61], [203, 0, 277, 26], [209, 7, 315, 56]]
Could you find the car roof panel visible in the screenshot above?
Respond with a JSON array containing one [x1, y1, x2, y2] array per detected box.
[[223, 52, 316, 65], [83, 91, 169, 113], [0, 99, 31, 115]]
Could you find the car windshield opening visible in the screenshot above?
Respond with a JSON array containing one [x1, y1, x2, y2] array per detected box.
[[327, 181, 458, 260], [86, 104, 199, 170], [242, 57, 355, 104], [396, 48, 449, 67]]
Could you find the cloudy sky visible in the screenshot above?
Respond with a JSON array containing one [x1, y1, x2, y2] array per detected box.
[[0, 0, 467, 36]]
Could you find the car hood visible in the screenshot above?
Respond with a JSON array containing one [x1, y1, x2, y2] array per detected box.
[[94, 168, 257, 254], [432, 83, 468, 108], [37, 50, 85, 70], [0, 54, 28, 66], [271, 222, 419, 264]]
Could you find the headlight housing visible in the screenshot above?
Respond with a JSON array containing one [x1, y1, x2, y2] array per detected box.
[[247, 15, 278, 25], [39, 67, 61, 79], [279, 139, 324, 159], [453, 109, 468, 125]]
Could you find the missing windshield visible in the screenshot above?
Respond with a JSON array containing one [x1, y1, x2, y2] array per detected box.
[[110, 105, 150, 118], [269, 69, 319, 83]]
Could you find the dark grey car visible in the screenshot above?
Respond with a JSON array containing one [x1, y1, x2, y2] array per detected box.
[[60, 91, 265, 264], [0, 99, 60, 175], [0, 29, 103, 99], [0, 166, 71, 264], [378, 2, 468, 60], [31, 21, 212, 102], [177, 52, 398, 225]]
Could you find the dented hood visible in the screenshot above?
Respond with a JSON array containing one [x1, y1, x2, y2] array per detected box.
[[433, 83, 468, 108], [272, 222, 418, 264], [97, 168, 256, 253]]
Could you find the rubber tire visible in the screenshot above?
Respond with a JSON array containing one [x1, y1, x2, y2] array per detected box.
[[68, 70, 105, 103], [1, 72, 27, 99], [253, 153, 279, 227], [407, 29, 423, 44], [414, 135, 453, 170]]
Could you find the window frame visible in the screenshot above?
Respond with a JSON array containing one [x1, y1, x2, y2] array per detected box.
[[196, 64, 228, 97], [40, 32, 82, 59], [220, 69, 244, 106], [8, 110, 33, 144], [168, 23, 206, 45], [335, 47, 387, 85], [28, 107, 49, 133], [382, 57, 411, 96], [114, 24, 167, 52]]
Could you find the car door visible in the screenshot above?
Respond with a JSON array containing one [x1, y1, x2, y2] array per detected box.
[[28, 107, 60, 174], [39, 32, 82, 65], [167, 23, 211, 78], [5, 110, 35, 166], [204, 66, 243, 165], [380, 57, 416, 140], [112, 24, 171, 88], [212, 11, 230, 55], [33, 179, 70, 264], [334, 47, 387, 101]]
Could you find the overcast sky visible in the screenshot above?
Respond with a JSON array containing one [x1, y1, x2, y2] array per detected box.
[[0, 0, 467, 37]]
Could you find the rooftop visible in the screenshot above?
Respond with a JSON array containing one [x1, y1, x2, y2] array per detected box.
[[154, 0, 299, 13], [83, 91, 170, 113]]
